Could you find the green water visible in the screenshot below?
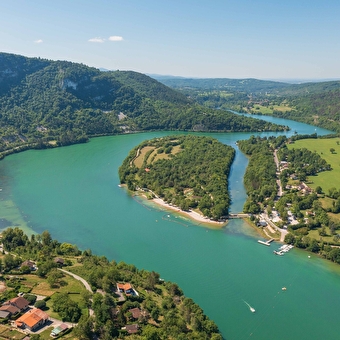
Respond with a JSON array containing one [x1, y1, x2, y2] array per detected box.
[[0, 118, 339, 339]]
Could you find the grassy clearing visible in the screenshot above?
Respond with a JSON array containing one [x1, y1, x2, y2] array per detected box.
[[251, 104, 293, 114], [133, 146, 155, 168], [308, 228, 334, 243], [287, 138, 340, 193], [0, 328, 25, 339]]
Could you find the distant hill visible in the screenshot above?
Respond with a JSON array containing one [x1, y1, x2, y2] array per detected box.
[[159, 77, 340, 133], [0, 53, 287, 158]]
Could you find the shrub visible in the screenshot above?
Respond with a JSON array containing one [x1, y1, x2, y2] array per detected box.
[[34, 300, 47, 310]]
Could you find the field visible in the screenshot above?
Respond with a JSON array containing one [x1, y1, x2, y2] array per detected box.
[[249, 103, 293, 114], [133, 143, 182, 168], [287, 137, 340, 193]]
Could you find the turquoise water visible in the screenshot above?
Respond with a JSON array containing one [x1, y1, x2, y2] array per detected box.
[[0, 119, 339, 339]]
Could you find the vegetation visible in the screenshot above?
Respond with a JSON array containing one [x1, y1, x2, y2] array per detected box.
[[0, 228, 222, 339], [286, 137, 340, 192], [238, 135, 287, 214], [159, 76, 340, 133], [119, 135, 235, 220], [0, 52, 287, 161], [238, 134, 340, 264]]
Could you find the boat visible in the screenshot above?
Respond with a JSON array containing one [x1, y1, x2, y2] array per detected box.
[[282, 287, 287, 291], [243, 300, 256, 313], [273, 250, 284, 256]]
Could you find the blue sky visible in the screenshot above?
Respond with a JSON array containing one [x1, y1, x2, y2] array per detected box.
[[1, 0, 340, 79]]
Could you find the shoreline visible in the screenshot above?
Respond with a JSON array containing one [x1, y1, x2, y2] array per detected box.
[[151, 197, 227, 227]]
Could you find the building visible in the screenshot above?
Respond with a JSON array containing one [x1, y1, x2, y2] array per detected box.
[[2, 297, 29, 313], [117, 282, 138, 296], [15, 308, 49, 331], [20, 260, 36, 271], [50, 323, 69, 337], [125, 324, 139, 334]]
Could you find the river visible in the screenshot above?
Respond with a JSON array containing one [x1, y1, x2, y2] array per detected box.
[[0, 115, 339, 339]]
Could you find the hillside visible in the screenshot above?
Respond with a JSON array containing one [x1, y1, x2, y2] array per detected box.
[[0, 228, 222, 339], [0, 53, 287, 159], [158, 77, 340, 133]]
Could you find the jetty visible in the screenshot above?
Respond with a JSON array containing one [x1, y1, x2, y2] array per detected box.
[[257, 238, 274, 246]]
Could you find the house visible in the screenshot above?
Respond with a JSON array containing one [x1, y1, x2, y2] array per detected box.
[[20, 260, 36, 271], [0, 304, 20, 317], [3, 297, 29, 313], [15, 308, 49, 331], [125, 324, 139, 334], [129, 307, 141, 319], [54, 257, 65, 266], [50, 323, 69, 337], [117, 283, 138, 296]]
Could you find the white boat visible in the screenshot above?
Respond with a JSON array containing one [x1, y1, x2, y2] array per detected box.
[[243, 300, 256, 313]]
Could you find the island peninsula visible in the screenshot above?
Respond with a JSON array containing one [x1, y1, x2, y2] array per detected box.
[[119, 135, 235, 224]]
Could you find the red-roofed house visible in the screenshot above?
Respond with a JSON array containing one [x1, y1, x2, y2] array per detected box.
[[0, 304, 20, 317], [117, 282, 137, 296], [15, 308, 49, 331], [3, 297, 29, 313]]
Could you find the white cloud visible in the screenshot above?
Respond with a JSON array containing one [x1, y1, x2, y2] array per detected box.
[[34, 39, 43, 44], [88, 37, 105, 43], [108, 36, 123, 42]]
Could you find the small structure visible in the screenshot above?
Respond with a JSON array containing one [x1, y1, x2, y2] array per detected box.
[[129, 307, 141, 320], [0, 305, 20, 317], [54, 257, 65, 267], [117, 283, 138, 296], [0, 310, 10, 319], [125, 324, 139, 334], [20, 260, 36, 271], [15, 308, 49, 331], [50, 323, 69, 337]]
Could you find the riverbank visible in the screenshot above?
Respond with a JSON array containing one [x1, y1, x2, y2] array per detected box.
[[151, 197, 227, 227]]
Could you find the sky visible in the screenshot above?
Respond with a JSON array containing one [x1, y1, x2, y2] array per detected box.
[[1, 0, 340, 79]]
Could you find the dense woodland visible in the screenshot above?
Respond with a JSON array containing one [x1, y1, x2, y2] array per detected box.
[[237, 135, 287, 214], [0, 228, 222, 339], [0, 53, 287, 160], [159, 77, 340, 133], [119, 135, 235, 220]]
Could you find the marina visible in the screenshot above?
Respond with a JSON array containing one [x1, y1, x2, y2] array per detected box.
[[273, 244, 294, 256]]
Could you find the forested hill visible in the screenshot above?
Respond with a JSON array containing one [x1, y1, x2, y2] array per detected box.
[[0, 52, 287, 159], [156, 76, 340, 133]]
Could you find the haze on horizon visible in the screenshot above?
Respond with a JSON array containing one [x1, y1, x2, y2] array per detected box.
[[1, 0, 340, 80]]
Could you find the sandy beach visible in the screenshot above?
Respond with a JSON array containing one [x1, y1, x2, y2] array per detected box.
[[152, 198, 226, 226]]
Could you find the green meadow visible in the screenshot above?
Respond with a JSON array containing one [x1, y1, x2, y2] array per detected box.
[[287, 137, 340, 193]]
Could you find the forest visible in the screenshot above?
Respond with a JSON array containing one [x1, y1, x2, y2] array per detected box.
[[0, 52, 287, 160], [159, 76, 340, 133], [119, 135, 235, 220], [0, 227, 222, 339]]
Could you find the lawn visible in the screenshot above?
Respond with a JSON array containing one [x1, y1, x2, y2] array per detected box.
[[287, 137, 340, 193]]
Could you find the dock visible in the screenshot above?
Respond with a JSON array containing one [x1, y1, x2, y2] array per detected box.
[[258, 240, 271, 246]]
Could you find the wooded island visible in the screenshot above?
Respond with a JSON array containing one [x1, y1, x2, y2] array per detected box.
[[119, 135, 235, 221]]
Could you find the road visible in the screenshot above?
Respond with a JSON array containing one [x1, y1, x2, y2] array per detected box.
[[273, 149, 283, 197], [58, 268, 94, 316]]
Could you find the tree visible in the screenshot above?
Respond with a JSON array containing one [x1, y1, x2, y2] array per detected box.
[[73, 316, 94, 340], [330, 148, 335, 154], [47, 269, 65, 288], [34, 300, 47, 310], [315, 186, 323, 194]]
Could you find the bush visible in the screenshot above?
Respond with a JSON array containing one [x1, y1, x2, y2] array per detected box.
[[24, 294, 37, 305], [34, 300, 47, 310]]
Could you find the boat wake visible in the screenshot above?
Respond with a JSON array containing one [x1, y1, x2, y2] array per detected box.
[[243, 300, 256, 313]]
